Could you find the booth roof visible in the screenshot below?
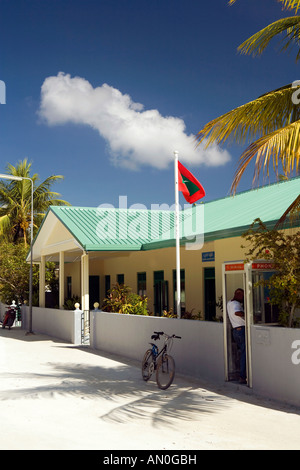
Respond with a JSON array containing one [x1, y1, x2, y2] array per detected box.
[[35, 176, 300, 252]]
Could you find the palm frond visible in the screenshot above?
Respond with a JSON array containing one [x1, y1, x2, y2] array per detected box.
[[196, 84, 299, 147], [237, 16, 300, 60], [274, 194, 300, 228], [0, 159, 69, 244], [231, 120, 300, 193], [278, 1, 300, 13], [0, 214, 11, 235], [34, 175, 70, 210], [229, 1, 300, 13], [34, 175, 64, 196], [6, 158, 32, 179], [0, 187, 18, 208]]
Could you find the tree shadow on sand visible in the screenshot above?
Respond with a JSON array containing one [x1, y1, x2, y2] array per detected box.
[[0, 344, 229, 428]]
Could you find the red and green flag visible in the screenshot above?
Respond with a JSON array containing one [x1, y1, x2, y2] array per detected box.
[[178, 161, 205, 204]]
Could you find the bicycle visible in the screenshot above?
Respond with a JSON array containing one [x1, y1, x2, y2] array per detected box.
[[141, 331, 181, 390]]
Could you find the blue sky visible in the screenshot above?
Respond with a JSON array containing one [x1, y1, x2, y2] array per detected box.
[[0, 0, 299, 208]]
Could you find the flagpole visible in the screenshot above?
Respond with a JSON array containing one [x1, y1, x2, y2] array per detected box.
[[174, 150, 181, 319]]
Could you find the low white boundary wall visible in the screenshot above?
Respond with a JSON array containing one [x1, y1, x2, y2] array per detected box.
[[21, 305, 82, 344], [0, 302, 5, 321], [3, 302, 300, 407], [91, 311, 225, 384], [251, 325, 300, 407]]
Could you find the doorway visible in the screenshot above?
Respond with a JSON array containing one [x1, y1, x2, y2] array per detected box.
[[89, 275, 100, 310], [222, 262, 251, 386], [222, 260, 278, 387], [204, 267, 216, 321], [154, 271, 169, 316]]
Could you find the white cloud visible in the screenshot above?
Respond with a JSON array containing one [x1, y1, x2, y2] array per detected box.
[[38, 72, 231, 170]]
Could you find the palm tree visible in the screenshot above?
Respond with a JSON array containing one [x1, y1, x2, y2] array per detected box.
[[197, 0, 300, 193], [275, 191, 300, 227], [0, 159, 69, 245]]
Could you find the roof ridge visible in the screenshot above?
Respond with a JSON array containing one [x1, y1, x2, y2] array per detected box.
[[51, 176, 300, 212], [51, 204, 191, 213], [203, 175, 300, 206]]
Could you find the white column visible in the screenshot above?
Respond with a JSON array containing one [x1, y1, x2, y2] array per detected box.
[[39, 255, 46, 308], [81, 252, 89, 311], [59, 251, 65, 309]]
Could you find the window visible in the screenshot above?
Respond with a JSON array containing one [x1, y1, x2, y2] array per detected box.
[[204, 267, 216, 321], [67, 276, 72, 299], [154, 271, 169, 316], [117, 274, 124, 285], [105, 275, 111, 298], [137, 272, 146, 296], [89, 275, 100, 310]]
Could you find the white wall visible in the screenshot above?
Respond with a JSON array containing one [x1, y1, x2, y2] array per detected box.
[[21, 305, 82, 344], [251, 325, 300, 407], [4, 302, 300, 407], [0, 302, 4, 320], [91, 311, 225, 384]]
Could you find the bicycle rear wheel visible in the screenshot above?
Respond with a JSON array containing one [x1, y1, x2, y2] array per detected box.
[[142, 349, 154, 381], [156, 354, 175, 389]]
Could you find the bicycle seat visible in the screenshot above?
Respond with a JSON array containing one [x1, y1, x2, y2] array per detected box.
[[151, 331, 164, 340], [151, 334, 159, 340]]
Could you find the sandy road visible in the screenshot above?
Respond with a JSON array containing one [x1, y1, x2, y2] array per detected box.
[[0, 327, 300, 451]]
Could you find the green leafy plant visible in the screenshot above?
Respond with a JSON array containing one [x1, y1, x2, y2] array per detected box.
[[63, 295, 80, 310], [216, 295, 223, 313], [242, 219, 300, 327], [162, 309, 177, 318], [0, 241, 39, 304], [102, 283, 148, 315], [0, 241, 61, 307], [162, 308, 202, 320], [0, 159, 69, 245], [182, 309, 202, 320]]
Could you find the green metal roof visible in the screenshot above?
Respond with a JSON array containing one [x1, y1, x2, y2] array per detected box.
[[48, 204, 200, 251], [39, 176, 300, 253], [203, 176, 300, 241]]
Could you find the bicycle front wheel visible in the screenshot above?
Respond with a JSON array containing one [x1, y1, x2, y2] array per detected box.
[[156, 354, 175, 390], [142, 349, 154, 381]]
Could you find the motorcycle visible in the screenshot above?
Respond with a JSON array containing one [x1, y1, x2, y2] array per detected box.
[[2, 307, 16, 330]]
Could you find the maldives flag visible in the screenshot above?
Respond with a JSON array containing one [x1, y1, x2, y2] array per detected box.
[[178, 161, 205, 204]]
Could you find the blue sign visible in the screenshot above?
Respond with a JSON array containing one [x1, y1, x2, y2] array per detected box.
[[202, 251, 215, 262]]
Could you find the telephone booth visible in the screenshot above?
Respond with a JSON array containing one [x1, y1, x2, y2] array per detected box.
[[222, 260, 277, 388]]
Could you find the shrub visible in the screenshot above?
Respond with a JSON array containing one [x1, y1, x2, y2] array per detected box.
[[63, 295, 80, 310], [242, 218, 300, 327], [102, 283, 148, 315]]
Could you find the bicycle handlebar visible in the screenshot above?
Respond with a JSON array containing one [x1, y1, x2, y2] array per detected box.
[[152, 331, 181, 340]]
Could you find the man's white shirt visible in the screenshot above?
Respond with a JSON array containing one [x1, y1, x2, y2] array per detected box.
[[227, 300, 245, 328]]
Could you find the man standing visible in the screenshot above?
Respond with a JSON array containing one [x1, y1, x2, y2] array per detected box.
[[227, 288, 247, 384]]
